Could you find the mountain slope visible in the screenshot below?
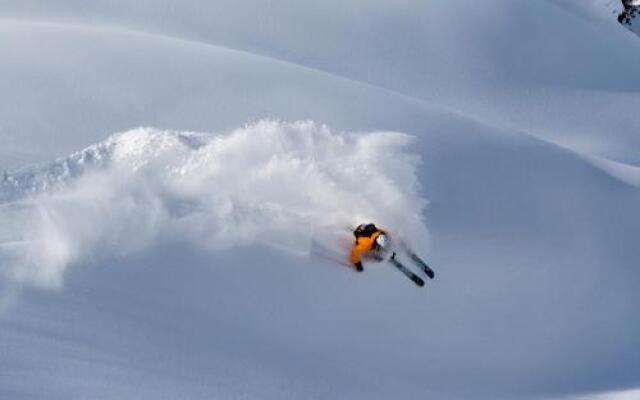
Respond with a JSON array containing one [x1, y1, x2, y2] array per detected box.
[[1, 1, 639, 399]]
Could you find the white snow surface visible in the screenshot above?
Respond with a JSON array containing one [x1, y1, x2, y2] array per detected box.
[[1, 1, 639, 399]]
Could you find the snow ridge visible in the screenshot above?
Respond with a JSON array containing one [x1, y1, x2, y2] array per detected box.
[[0, 120, 428, 289]]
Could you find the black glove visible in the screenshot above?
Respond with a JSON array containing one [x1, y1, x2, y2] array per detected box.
[[354, 261, 364, 272]]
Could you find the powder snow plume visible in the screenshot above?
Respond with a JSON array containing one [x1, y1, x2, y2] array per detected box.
[[0, 120, 428, 289]]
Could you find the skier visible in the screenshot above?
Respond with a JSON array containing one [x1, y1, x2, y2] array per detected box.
[[350, 223, 391, 271], [349, 222, 435, 286]]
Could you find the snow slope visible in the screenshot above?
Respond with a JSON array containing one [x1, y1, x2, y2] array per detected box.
[[1, 1, 639, 399]]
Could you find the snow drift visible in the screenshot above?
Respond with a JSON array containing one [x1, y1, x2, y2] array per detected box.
[[0, 120, 428, 289]]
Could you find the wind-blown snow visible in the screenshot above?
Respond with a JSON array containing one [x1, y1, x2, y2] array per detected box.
[[0, 120, 427, 289]]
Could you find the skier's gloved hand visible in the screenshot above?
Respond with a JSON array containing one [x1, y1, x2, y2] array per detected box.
[[354, 261, 364, 272]]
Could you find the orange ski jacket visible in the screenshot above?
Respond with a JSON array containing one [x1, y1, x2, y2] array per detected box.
[[350, 229, 386, 266]]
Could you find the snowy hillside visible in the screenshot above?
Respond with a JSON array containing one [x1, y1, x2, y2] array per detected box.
[[1, 1, 639, 400]]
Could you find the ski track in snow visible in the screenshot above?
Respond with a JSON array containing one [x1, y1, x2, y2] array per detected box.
[[0, 120, 428, 289]]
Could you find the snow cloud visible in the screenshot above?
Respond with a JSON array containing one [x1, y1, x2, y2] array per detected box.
[[0, 120, 428, 289]]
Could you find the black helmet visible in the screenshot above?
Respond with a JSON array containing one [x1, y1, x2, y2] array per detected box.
[[354, 223, 378, 238]]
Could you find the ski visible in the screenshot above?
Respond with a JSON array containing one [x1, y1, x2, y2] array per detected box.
[[399, 241, 435, 279], [408, 251, 435, 279], [388, 255, 424, 287]]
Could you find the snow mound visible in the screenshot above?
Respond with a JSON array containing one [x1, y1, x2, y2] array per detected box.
[[0, 120, 428, 288]]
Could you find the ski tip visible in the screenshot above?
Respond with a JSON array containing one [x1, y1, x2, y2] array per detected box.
[[413, 277, 425, 287]]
